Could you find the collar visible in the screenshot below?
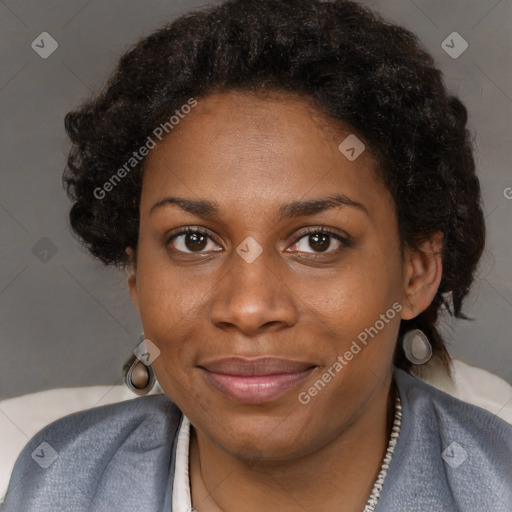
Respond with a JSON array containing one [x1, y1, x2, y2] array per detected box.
[[171, 414, 193, 512]]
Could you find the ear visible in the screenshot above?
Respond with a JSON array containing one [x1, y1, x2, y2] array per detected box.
[[126, 247, 139, 313], [400, 232, 443, 320]]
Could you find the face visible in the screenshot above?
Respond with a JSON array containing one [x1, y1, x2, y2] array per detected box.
[[128, 90, 440, 461]]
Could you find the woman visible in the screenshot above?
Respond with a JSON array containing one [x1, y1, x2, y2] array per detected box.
[[3, 0, 511, 510]]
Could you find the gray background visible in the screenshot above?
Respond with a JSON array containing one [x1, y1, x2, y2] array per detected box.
[[0, 0, 511, 401]]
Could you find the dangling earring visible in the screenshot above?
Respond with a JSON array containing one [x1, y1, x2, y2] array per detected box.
[[124, 333, 156, 395], [402, 329, 432, 365]]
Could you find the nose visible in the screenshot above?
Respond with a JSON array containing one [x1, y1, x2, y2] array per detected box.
[[208, 247, 298, 336]]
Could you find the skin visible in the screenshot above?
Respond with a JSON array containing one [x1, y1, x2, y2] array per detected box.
[[126, 90, 443, 512]]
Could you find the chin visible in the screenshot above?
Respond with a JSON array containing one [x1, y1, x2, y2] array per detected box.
[[199, 410, 319, 462]]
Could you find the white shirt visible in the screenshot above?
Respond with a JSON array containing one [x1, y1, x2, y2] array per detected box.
[[172, 415, 194, 512]]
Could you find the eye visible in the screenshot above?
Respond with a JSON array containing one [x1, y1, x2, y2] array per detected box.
[[165, 226, 351, 256], [166, 227, 221, 254], [287, 228, 350, 254]]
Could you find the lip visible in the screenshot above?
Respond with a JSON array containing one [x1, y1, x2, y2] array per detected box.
[[199, 357, 316, 404]]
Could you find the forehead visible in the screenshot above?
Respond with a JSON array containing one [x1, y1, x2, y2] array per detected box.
[[140, 90, 392, 220]]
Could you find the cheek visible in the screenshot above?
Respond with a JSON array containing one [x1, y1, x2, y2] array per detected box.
[[300, 256, 402, 369], [135, 240, 199, 323], [136, 261, 204, 404], [304, 257, 400, 324]]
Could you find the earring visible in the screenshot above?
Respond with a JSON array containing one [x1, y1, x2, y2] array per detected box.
[[124, 333, 156, 395], [402, 329, 432, 365]]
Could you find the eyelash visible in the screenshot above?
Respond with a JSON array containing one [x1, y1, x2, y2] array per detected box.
[[165, 226, 351, 256]]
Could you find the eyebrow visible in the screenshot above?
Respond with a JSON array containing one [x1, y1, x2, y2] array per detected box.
[[149, 194, 369, 220]]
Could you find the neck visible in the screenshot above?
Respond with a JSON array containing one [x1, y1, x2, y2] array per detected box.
[[189, 375, 396, 512]]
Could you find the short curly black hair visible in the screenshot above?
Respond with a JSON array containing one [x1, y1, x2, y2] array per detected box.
[[62, 0, 485, 374]]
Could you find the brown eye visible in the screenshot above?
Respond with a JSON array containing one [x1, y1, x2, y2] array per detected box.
[[183, 232, 208, 251], [167, 228, 221, 253], [306, 233, 331, 252], [288, 228, 350, 255]]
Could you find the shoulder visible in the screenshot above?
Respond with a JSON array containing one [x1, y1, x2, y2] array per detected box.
[[395, 366, 512, 446], [380, 368, 512, 511], [2, 394, 183, 512]]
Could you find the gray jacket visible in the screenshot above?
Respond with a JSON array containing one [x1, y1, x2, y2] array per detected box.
[[3, 367, 512, 511]]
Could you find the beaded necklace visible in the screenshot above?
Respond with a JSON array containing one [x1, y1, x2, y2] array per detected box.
[[362, 390, 402, 511], [190, 389, 403, 512]]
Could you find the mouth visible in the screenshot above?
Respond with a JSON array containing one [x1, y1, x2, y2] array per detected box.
[[198, 357, 317, 404]]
